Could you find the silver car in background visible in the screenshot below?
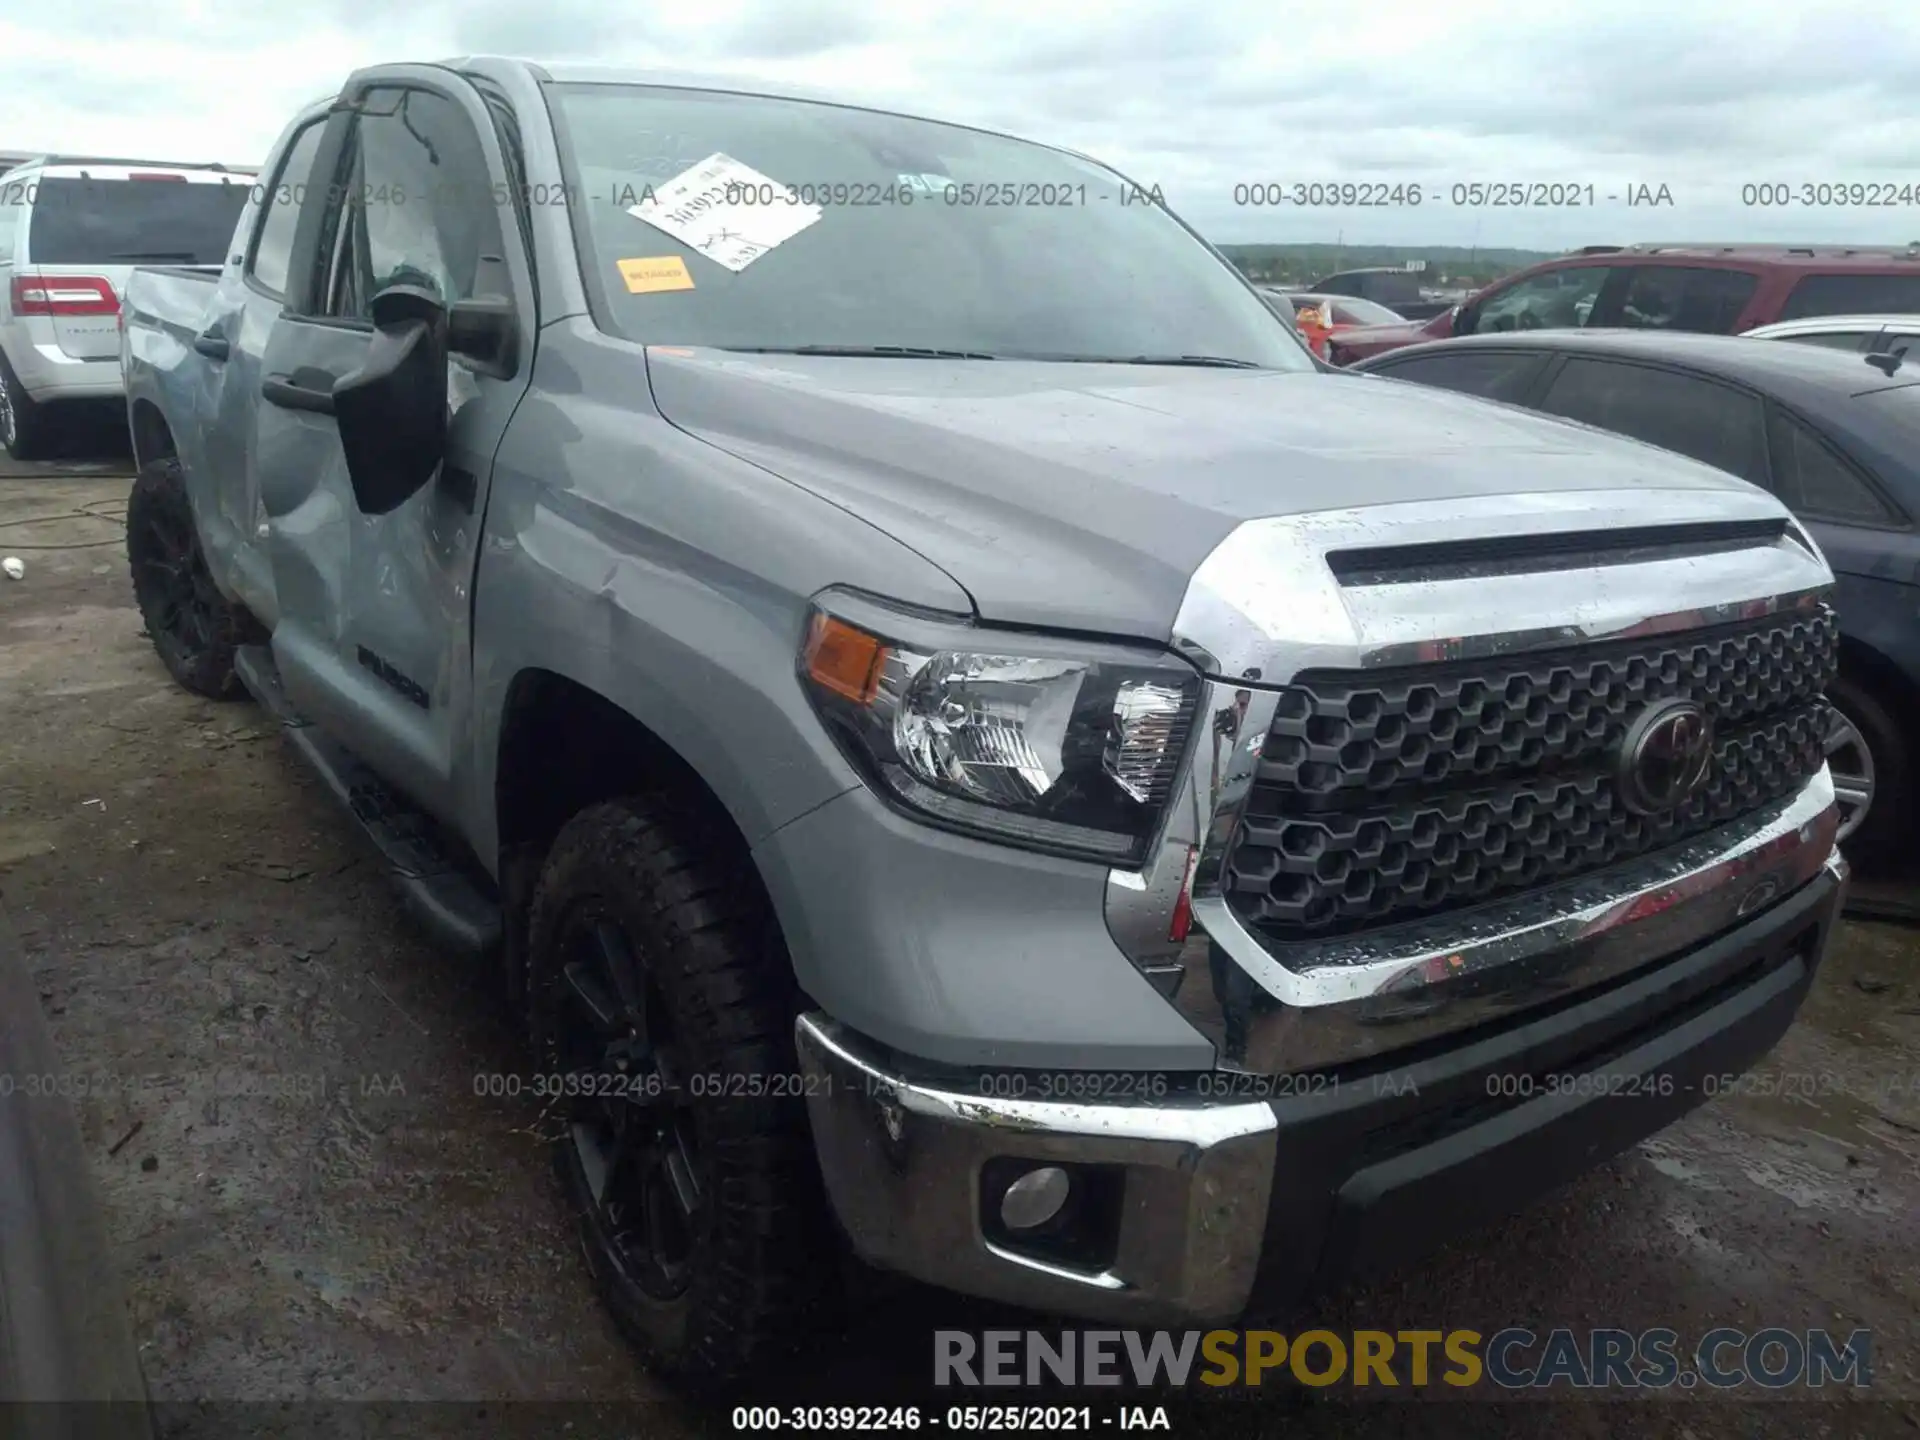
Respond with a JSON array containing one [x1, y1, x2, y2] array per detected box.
[[1743, 312, 1920, 358], [0, 157, 252, 458]]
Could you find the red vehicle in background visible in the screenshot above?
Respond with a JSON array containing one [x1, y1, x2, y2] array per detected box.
[[1277, 291, 1406, 359], [1324, 242, 1920, 367]]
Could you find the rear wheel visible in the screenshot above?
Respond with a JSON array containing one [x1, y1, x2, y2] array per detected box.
[[0, 349, 48, 460], [1825, 670, 1911, 874], [125, 455, 259, 698], [527, 795, 839, 1391]]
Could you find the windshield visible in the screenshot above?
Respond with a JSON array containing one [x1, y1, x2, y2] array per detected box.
[[25, 176, 248, 265], [546, 84, 1311, 368]]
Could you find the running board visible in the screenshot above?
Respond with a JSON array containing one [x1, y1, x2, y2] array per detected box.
[[234, 645, 502, 960]]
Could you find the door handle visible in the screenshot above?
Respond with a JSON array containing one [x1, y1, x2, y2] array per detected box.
[[261, 372, 336, 416], [192, 329, 230, 362]]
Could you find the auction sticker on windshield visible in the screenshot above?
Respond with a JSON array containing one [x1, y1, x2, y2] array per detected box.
[[626, 153, 823, 272], [617, 255, 695, 293]]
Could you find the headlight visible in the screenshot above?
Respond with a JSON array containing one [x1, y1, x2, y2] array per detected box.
[[798, 594, 1201, 864]]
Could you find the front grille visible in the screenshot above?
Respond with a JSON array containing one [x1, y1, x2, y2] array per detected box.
[[1225, 606, 1838, 938]]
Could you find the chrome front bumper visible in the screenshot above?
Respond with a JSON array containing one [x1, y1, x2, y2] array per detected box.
[[1166, 765, 1841, 1072], [795, 1011, 1279, 1324], [797, 844, 1847, 1324]]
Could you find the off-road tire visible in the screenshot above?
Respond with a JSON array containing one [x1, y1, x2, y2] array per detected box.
[[527, 794, 840, 1392], [0, 347, 48, 461], [125, 455, 260, 699]]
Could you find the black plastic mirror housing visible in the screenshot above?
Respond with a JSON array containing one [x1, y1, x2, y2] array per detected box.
[[449, 295, 519, 381]]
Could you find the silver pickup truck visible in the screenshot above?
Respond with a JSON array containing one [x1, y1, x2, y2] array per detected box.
[[121, 57, 1848, 1390]]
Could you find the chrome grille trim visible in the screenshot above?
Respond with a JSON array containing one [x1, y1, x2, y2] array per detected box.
[[1223, 609, 1839, 937], [1106, 494, 1842, 1070], [1169, 489, 1831, 684]]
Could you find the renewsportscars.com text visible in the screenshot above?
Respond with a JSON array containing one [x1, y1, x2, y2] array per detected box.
[[934, 1327, 1872, 1391]]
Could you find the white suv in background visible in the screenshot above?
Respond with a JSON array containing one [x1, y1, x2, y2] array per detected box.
[[1743, 312, 1920, 356], [0, 156, 252, 458]]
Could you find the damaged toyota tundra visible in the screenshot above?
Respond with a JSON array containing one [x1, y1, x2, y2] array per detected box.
[[119, 58, 1848, 1388]]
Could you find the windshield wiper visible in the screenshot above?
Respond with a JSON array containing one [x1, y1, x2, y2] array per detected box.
[[722, 344, 998, 360], [111, 250, 206, 262], [1108, 354, 1264, 369], [718, 345, 1267, 368], [1009, 352, 1267, 369]]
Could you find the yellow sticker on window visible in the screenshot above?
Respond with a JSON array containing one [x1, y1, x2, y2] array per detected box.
[[618, 256, 694, 293]]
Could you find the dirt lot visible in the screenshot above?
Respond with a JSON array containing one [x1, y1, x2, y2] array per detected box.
[[3, 460, 1919, 1437]]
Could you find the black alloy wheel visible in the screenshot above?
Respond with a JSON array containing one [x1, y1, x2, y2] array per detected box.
[[125, 455, 255, 697], [551, 905, 707, 1303]]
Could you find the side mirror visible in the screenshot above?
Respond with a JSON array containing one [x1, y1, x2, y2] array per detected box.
[[449, 295, 519, 381], [333, 284, 448, 516], [1449, 303, 1475, 337]]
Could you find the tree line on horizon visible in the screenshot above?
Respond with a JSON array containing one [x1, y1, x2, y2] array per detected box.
[[1216, 242, 1557, 288]]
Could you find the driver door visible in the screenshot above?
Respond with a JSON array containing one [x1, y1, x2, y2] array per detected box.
[[249, 69, 535, 825]]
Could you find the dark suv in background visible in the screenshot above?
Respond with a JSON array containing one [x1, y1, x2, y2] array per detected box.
[[1351, 329, 1920, 872], [1327, 244, 1920, 366]]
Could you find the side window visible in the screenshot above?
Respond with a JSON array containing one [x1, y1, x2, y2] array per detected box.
[[246, 121, 325, 296], [1779, 330, 1869, 352], [1537, 358, 1767, 482], [1768, 410, 1901, 526], [1779, 274, 1920, 322], [320, 86, 505, 320], [1371, 350, 1545, 403], [1471, 266, 1611, 335], [1332, 299, 1401, 327], [1615, 266, 1758, 334]]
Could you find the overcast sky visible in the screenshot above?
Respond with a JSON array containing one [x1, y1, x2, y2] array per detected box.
[[4, 0, 1919, 250]]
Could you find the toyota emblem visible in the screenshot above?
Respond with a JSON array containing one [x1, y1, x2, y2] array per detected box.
[[1616, 699, 1714, 815]]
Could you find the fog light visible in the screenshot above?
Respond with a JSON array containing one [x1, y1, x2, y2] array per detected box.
[[999, 1165, 1071, 1230]]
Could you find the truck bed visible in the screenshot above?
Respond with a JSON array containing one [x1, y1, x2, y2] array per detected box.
[[123, 265, 221, 339]]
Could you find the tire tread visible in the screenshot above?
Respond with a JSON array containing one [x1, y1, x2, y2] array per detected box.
[[527, 793, 838, 1391], [125, 455, 260, 699]]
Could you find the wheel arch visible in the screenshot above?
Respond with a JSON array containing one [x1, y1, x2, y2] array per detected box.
[[1836, 631, 1920, 716], [490, 666, 795, 1007], [128, 398, 177, 472]]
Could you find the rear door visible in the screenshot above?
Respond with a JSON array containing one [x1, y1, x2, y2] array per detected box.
[[250, 69, 536, 823], [21, 166, 250, 359], [193, 111, 330, 624]]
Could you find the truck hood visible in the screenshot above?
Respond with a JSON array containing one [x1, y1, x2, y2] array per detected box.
[[645, 350, 1763, 640]]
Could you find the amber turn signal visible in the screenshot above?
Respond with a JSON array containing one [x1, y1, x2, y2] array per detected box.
[[804, 613, 888, 706]]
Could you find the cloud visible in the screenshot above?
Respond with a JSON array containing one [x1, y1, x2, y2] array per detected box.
[[2, 0, 1917, 247]]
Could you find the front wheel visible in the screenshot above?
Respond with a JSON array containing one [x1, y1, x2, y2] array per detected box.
[[527, 795, 840, 1391], [1825, 671, 1911, 874], [126, 455, 260, 698]]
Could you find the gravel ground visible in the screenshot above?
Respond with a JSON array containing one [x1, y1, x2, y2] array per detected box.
[[3, 459, 1918, 1438]]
